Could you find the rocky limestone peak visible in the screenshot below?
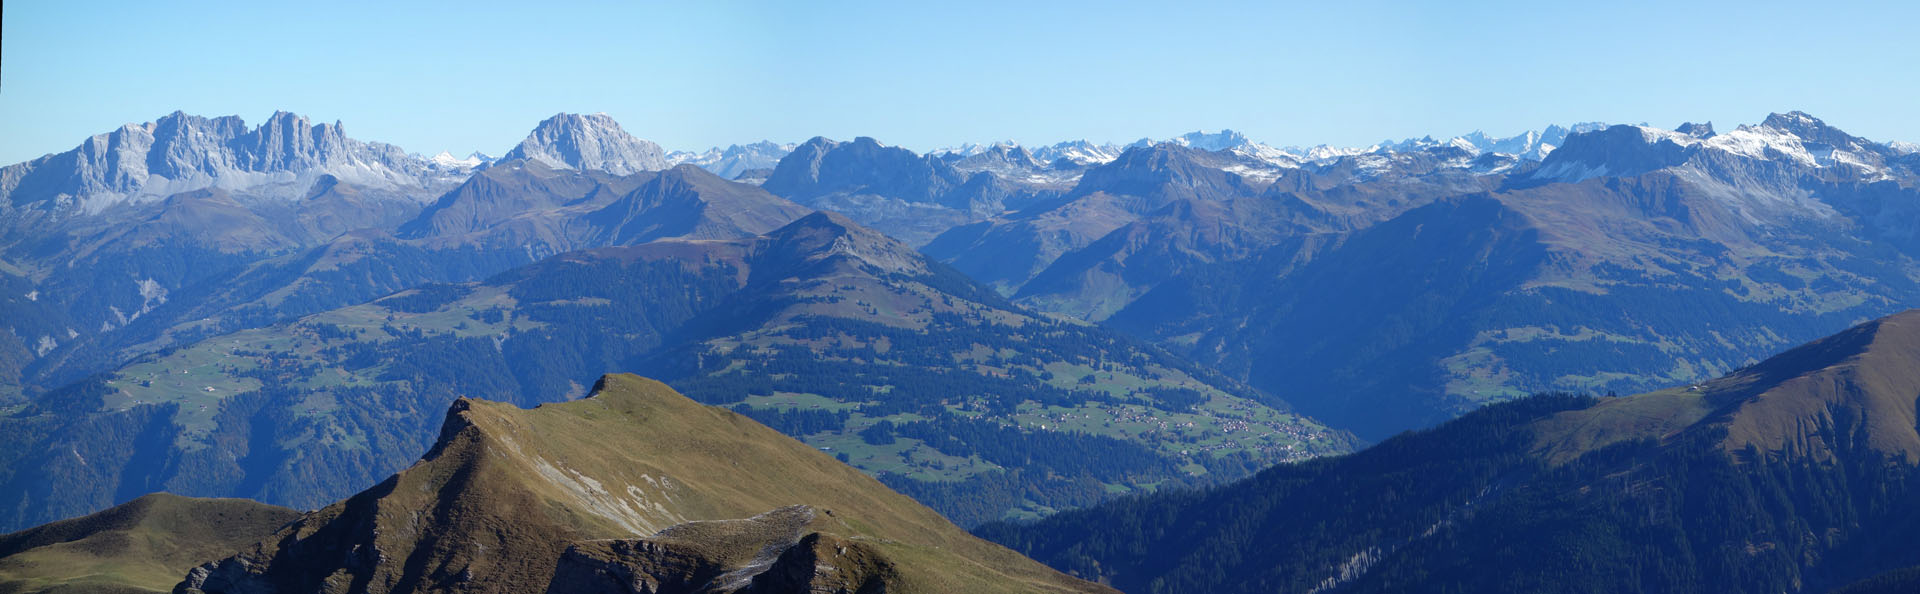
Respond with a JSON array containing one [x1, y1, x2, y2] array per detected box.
[[234, 111, 349, 171], [501, 112, 670, 175], [1174, 129, 1253, 152], [1524, 124, 1699, 183], [145, 113, 246, 178], [756, 136, 836, 194], [954, 143, 1045, 172], [1087, 141, 1252, 181], [760, 136, 961, 204], [1676, 121, 1717, 139], [0, 111, 467, 214], [1759, 111, 1862, 149]]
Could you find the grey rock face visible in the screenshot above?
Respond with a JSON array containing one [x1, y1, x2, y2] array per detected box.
[[758, 136, 1032, 245], [951, 144, 1046, 173], [763, 136, 967, 205], [500, 113, 670, 175], [0, 111, 471, 215], [1170, 129, 1254, 152], [1070, 143, 1262, 207], [1676, 121, 1717, 138]]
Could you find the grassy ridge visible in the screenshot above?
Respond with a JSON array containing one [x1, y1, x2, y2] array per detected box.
[[179, 374, 1110, 593], [0, 493, 296, 594]]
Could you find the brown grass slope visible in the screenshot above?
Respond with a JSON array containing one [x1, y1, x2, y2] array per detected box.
[[1534, 308, 1920, 465], [0, 493, 297, 594], [177, 374, 1110, 594]]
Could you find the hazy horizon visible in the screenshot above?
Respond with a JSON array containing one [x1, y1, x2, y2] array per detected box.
[[3, 1, 1915, 164]]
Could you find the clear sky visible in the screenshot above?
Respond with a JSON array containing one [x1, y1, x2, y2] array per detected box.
[[2, 0, 1915, 164]]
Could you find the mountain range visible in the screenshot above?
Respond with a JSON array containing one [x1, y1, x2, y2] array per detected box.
[[0, 112, 810, 403], [1093, 112, 1920, 438], [0, 209, 1347, 532], [826, 111, 1920, 440], [930, 123, 1613, 169], [6, 110, 1915, 431], [5, 107, 1920, 592]]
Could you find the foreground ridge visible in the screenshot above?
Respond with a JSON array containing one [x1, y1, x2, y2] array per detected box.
[[986, 310, 1920, 594], [175, 374, 1109, 594]]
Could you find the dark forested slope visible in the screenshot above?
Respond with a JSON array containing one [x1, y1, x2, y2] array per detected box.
[[984, 309, 1920, 594]]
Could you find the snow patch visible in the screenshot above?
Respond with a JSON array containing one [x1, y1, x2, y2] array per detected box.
[[1219, 164, 1284, 183], [429, 151, 483, 168], [1702, 126, 1815, 166], [1531, 160, 1612, 183]]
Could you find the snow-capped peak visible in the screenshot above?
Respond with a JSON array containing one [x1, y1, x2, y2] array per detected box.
[[429, 151, 483, 168], [664, 140, 795, 179], [1529, 113, 1900, 185], [1699, 125, 1812, 164], [932, 140, 1020, 158], [1032, 140, 1125, 166], [1145, 129, 1300, 169], [1284, 144, 1378, 162], [1347, 123, 1610, 163]]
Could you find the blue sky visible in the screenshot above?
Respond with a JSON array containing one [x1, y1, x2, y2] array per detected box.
[[2, 0, 1915, 164]]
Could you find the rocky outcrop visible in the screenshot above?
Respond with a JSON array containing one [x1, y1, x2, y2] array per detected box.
[[546, 506, 899, 594]]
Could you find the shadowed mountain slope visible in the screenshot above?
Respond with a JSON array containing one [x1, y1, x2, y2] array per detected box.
[[984, 310, 1920, 594], [7, 159, 809, 409], [0, 212, 1348, 532]]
